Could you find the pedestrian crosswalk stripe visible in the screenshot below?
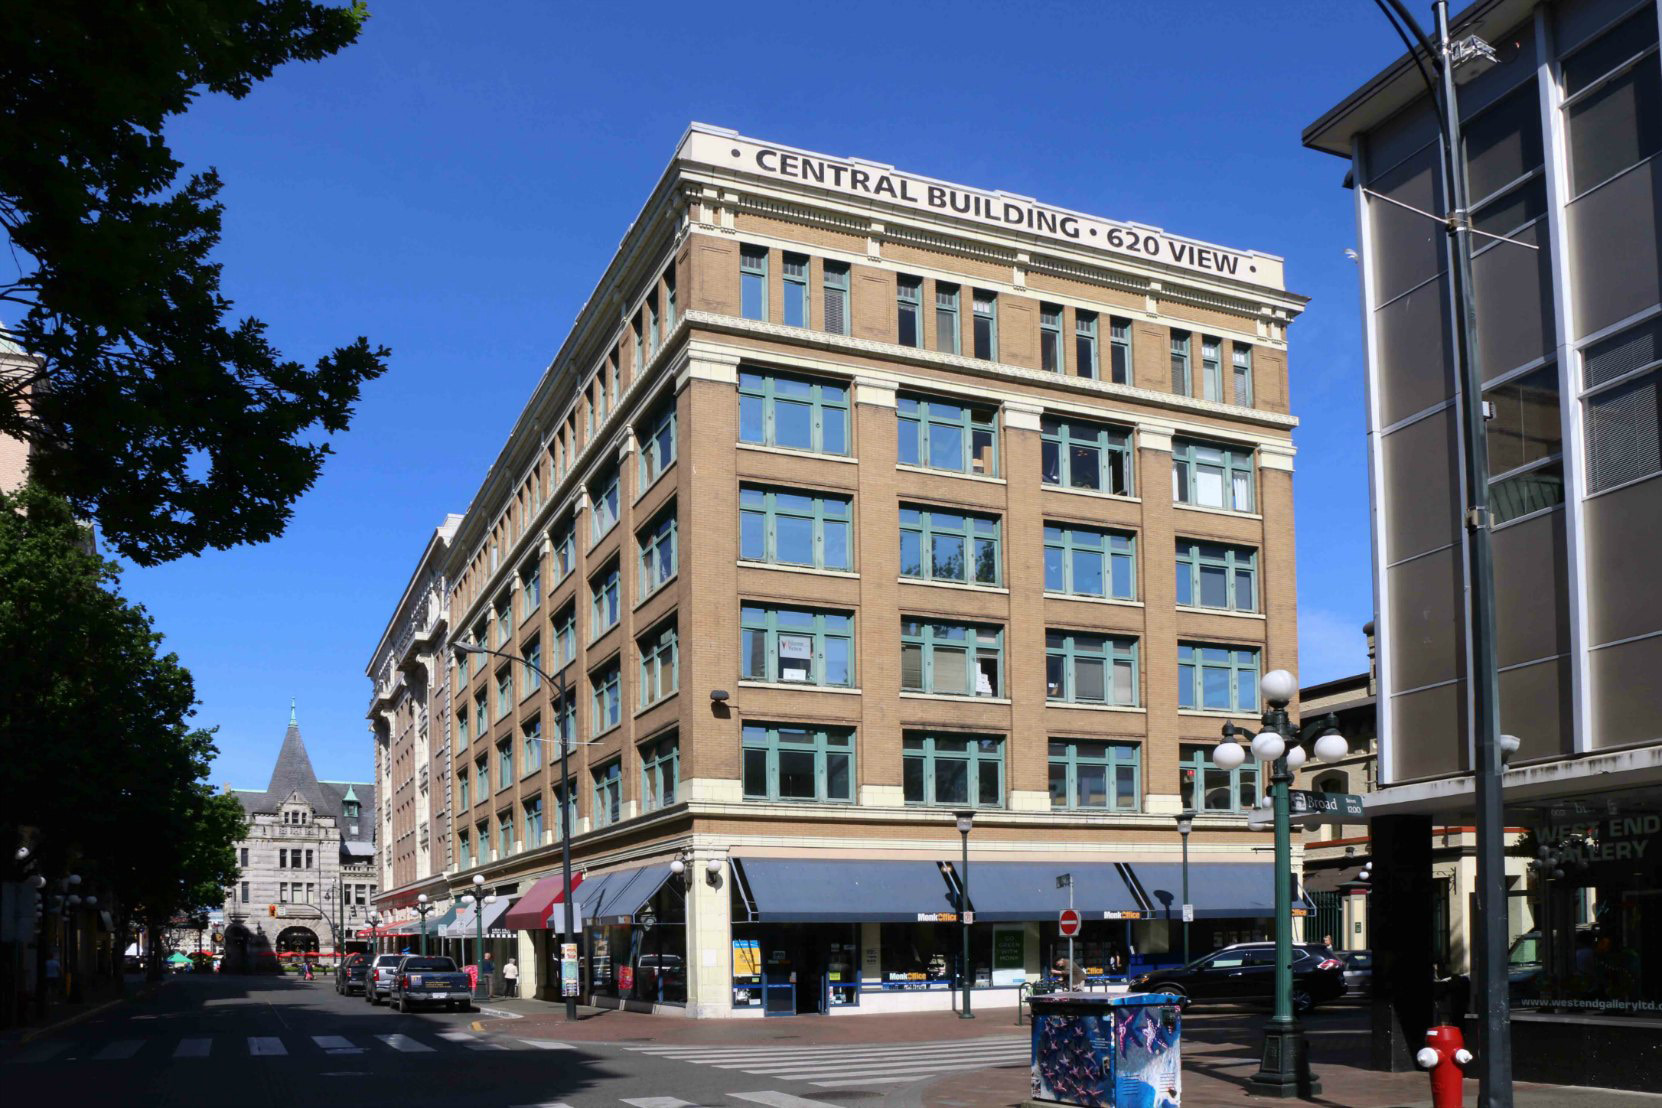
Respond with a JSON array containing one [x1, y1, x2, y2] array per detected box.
[[517, 1039, 576, 1050], [2, 1041, 71, 1065], [377, 1033, 435, 1053], [621, 1099, 697, 1108], [437, 1030, 507, 1051], [808, 1076, 936, 1089], [731, 1091, 847, 1108], [311, 1035, 364, 1054], [632, 1036, 1027, 1059], [92, 1040, 144, 1061], [627, 1035, 1031, 1089], [248, 1036, 286, 1057], [173, 1038, 212, 1058], [711, 1044, 1028, 1069], [755, 1056, 1027, 1082]]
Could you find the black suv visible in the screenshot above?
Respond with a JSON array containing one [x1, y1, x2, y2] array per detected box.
[[1126, 942, 1346, 1012], [335, 953, 369, 996]]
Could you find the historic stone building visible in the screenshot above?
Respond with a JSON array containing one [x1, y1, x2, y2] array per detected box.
[[221, 707, 376, 968]]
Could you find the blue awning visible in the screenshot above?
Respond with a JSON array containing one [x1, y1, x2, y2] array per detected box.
[[1123, 862, 1313, 920], [734, 858, 959, 923], [951, 862, 1144, 921], [549, 865, 674, 928]]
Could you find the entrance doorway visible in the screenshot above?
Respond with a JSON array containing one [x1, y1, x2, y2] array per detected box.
[[738, 923, 858, 1014]]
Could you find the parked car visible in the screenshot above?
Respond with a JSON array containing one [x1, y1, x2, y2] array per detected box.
[[1341, 950, 1372, 996], [364, 953, 404, 1006], [388, 955, 474, 1013], [1126, 942, 1346, 1013], [336, 953, 369, 996]]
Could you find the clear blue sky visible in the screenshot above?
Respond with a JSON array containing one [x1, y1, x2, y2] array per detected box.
[[118, 0, 1405, 789]]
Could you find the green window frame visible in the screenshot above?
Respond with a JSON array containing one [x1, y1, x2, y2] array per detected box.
[[638, 509, 677, 599], [522, 716, 543, 772], [663, 266, 676, 331], [1201, 336, 1223, 402], [1043, 524, 1135, 600], [1110, 317, 1131, 383], [739, 485, 852, 571], [903, 732, 1005, 808], [552, 783, 577, 841], [1172, 438, 1255, 512], [738, 370, 850, 455], [640, 732, 679, 812], [495, 600, 510, 646], [824, 262, 850, 335], [552, 605, 576, 670], [521, 560, 541, 615], [1232, 343, 1253, 405], [552, 522, 575, 581], [590, 464, 620, 542], [522, 635, 542, 694], [934, 283, 960, 354], [1180, 743, 1260, 812], [496, 738, 513, 791], [474, 691, 487, 730], [523, 794, 544, 843], [458, 830, 471, 870], [1075, 311, 1098, 379], [639, 400, 676, 488], [1175, 540, 1257, 612], [1049, 740, 1140, 812], [457, 770, 470, 812], [1040, 303, 1064, 372], [1177, 643, 1260, 713], [897, 275, 922, 347], [475, 820, 488, 862], [901, 620, 1003, 698], [495, 669, 511, 717], [456, 706, 470, 753], [553, 691, 575, 758], [590, 563, 620, 638], [639, 620, 678, 706], [456, 648, 468, 687], [1045, 631, 1139, 706], [591, 662, 621, 736], [592, 760, 621, 828], [645, 291, 659, 359], [1171, 331, 1192, 395], [741, 724, 854, 803], [741, 605, 853, 687], [897, 395, 997, 475], [740, 245, 768, 321], [1041, 417, 1133, 495], [899, 505, 1000, 586], [783, 252, 810, 327], [474, 755, 487, 799], [972, 290, 997, 359]]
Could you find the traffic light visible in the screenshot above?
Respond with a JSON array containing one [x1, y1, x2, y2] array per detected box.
[[268, 904, 277, 917]]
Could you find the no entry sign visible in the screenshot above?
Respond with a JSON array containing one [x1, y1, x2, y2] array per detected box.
[[1058, 908, 1082, 936]]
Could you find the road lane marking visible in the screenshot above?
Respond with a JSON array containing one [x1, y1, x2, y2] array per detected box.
[[377, 1034, 435, 1052], [312, 1035, 365, 1054], [808, 1077, 928, 1088], [509, 1102, 576, 1108], [92, 1040, 144, 1061], [621, 1099, 698, 1108], [631, 1037, 1028, 1058], [248, 1036, 287, 1056], [516, 1039, 577, 1049], [437, 1030, 507, 1051], [173, 1038, 212, 1058], [712, 1045, 1027, 1069], [732, 1092, 849, 1108]]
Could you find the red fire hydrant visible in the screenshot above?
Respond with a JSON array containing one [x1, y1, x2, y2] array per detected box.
[[1415, 1024, 1472, 1108]]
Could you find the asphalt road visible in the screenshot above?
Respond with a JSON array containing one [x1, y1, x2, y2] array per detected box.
[[0, 974, 1027, 1108]]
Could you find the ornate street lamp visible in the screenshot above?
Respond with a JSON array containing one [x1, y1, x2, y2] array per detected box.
[[1174, 810, 1195, 966], [1213, 668, 1342, 1099], [414, 894, 434, 956], [462, 874, 497, 1001]]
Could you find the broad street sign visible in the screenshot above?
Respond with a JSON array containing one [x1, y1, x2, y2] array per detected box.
[[1288, 790, 1366, 823], [1058, 909, 1082, 936]]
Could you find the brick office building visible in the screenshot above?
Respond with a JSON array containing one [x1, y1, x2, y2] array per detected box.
[[389, 125, 1312, 1016]]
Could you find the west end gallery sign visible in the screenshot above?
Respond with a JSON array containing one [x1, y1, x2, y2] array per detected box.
[[682, 129, 1283, 290]]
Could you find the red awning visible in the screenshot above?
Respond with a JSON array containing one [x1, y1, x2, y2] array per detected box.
[[501, 873, 583, 931]]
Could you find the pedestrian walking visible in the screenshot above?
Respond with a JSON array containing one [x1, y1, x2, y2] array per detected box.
[[481, 951, 496, 994], [503, 957, 519, 997], [44, 951, 61, 999]]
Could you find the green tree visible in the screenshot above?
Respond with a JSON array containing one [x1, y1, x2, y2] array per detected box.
[[0, 1, 389, 565]]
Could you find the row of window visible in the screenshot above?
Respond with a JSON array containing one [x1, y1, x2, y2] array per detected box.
[[737, 245, 1256, 406], [235, 881, 378, 906]]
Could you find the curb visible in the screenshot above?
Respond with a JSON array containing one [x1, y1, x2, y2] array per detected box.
[[8, 978, 162, 1047]]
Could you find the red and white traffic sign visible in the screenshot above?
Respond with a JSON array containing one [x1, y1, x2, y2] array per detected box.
[[1058, 908, 1082, 936]]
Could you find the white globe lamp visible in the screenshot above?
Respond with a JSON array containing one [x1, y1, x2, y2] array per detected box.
[[1284, 745, 1308, 769], [1313, 730, 1349, 761], [1212, 740, 1246, 771], [1250, 729, 1286, 761], [1260, 669, 1298, 705]]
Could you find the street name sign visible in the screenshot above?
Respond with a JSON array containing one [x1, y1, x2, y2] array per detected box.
[[1288, 790, 1366, 823]]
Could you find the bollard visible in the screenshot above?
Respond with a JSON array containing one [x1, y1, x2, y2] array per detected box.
[[1414, 1024, 1472, 1108]]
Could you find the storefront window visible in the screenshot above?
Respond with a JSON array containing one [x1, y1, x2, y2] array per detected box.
[[878, 922, 994, 990], [585, 882, 686, 1005]]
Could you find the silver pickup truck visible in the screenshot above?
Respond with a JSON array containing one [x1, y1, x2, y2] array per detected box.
[[389, 955, 474, 1013], [365, 953, 404, 1005]]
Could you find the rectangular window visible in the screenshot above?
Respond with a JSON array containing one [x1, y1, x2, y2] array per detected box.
[[903, 733, 1004, 808], [1049, 740, 1140, 812], [639, 621, 678, 706], [497, 738, 513, 790], [645, 292, 659, 359], [1232, 344, 1253, 406], [240, 881, 249, 904], [823, 262, 850, 335], [901, 620, 1003, 698], [897, 275, 922, 347], [1177, 644, 1260, 713], [1045, 631, 1139, 706], [523, 795, 544, 843], [739, 485, 853, 571], [1170, 331, 1192, 395], [1487, 365, 1565, 520], [590, 563, 620, 637], [522, 636, 542, 694], [551, 521, 575, 581], [279, 882, 288, 904], [591, 662, 621, 735], [1582, 318, 1661, 493], [740, 245, 768, 321], [782, 252, 810, 327], [899, 505, 1000, 586], [741, 724, 854, 803], [239, 847, 248, 866], [553, 691, 575, 758], [638, 509, 677, 597], [592, 761, 622, 828], [521, 561, 541, 616], [1175, 540, 1258, 611], [1560, 8, 1660, 196], [475, 690, 488, 729], [1201, 336, 1223, 402], [522, 716, 543, 772], [457, 770, 470, 812], [496, 601, 510, 646], [496, 670, 511, 717], [738, 370, 850, 455], [552, 606, 576, 670], [741, 605, 854, 687], [972, 291, 997, 359], [664, 266, 676, 331], [638, 400, 676, 488], [1075, 311, 1098, 379], [1180, 743, 1260, 812], [590, 465, 620, 542], [1172, 438, 1255, 512], [1109, 318, 1132, 384], [458, 830, 471, 870], [474, 756, 487, 800], [1041, 417, 1133, 495], [475, 820, 488, 862], [1044, 524, 1135, 600], [1040, 303, 1064, 373], [552, 784, 577, 840], [934, 283, 960, 354], [897, 395, 997, 475], [640, 732, 679, 812], [497, 812, 513, 857]]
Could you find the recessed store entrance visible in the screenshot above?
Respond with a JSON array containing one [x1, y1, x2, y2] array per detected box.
[[738, 923, 859, 1015]]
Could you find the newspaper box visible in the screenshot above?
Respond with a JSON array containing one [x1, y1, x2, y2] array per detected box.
[[1026, 992, 1182, 1108]]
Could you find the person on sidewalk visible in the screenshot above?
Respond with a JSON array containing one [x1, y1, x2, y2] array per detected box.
[[1051, 957, 1085, 990], [44, 951, 61, 998], [481, 951, 496, 995], [503, 958, 519, 997]]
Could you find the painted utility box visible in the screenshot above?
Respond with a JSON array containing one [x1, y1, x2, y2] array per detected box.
[[1028, 993, 1182, 1108]]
